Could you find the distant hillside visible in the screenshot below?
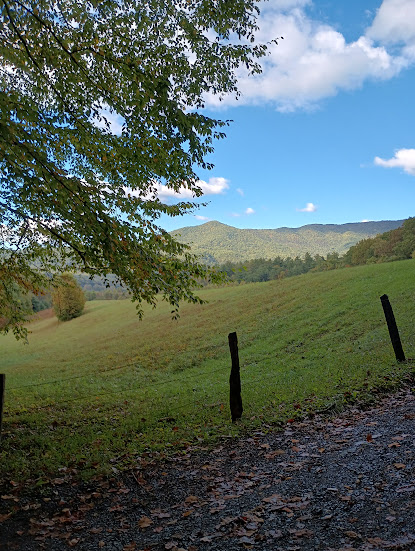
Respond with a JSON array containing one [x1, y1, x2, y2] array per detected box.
[[172, 219, 405, 263]]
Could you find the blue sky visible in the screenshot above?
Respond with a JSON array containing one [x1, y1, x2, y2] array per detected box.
[[157, 0, 415, 231]]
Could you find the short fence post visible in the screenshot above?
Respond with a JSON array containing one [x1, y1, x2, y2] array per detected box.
[[228, 332, 243, 422], [0, 374, 5, 445], [380, 294, 406, 362]]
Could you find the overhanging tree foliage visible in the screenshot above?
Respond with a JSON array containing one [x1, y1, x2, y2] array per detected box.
[[0, 0, 270, 339]]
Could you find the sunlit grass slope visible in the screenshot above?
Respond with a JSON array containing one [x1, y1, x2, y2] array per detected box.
[[1, 260, 415, 483]]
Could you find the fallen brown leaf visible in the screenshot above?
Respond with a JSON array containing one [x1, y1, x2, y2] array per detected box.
[[265, 449, 285, 459], [344, 530, 360, 539], [137, 516, 153, 529], [108, 504, 125, 512]]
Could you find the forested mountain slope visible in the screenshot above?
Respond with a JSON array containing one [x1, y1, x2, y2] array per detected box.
[[172, 219, 404, 263]]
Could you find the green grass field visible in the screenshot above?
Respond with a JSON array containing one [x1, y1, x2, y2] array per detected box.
[[1, 260, 415, 484]]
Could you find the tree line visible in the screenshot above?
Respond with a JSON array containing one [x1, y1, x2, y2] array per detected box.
[[218, 218, 415, 284], [75, 274, 129, 301]]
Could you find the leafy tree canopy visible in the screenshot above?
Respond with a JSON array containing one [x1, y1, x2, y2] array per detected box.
[[0, 0, 269, 338]]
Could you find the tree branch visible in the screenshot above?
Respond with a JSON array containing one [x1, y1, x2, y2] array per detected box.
[[1, 0, 90, 133]]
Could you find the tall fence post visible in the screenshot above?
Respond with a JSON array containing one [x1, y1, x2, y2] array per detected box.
[[228, 332, 243, 423], [380, 294, 406, 362], [0, 374, 5, 445]]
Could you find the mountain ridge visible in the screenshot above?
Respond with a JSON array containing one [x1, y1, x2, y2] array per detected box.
[[171, 219, 405, 263]]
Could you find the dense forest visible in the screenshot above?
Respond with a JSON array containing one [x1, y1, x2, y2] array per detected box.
[[218, 218, 415, 284], [343, 217, 415, 266], [172, 219, 404, 263]]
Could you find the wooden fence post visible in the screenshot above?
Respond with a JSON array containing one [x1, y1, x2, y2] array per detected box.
[[380, 294, 406, 362], [228, 332, 243, 423], [0, 374, 5, 445]]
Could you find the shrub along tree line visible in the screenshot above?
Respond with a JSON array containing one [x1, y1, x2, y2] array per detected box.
[[52, 274, 85, 321], [219, 218, 415, 284]]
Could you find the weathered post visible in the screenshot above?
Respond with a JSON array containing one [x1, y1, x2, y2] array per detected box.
[[380, 294, 406, 362], [228, 332, 243, 422], [0, 374, 5, 445]]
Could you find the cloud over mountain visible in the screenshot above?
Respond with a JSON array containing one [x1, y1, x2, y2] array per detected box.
[[297, 202, 317, 212]]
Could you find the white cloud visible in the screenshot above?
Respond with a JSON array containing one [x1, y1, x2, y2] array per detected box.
[[236, 188, 245, 196], [367, 0, 415, 46], [197, 177, 230, 195], [297, 202, 317, 212], [194, 215, 210, 221], [129, 177, 230, 201], [271, 0, 311, 9], [204, 0, 412, 111], [230, 207, 256, 217], [93, 107, 124, 135], [374, 148, 415, 175]]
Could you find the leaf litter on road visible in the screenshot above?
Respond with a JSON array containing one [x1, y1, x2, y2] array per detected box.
[[2, 387, 415, 550]]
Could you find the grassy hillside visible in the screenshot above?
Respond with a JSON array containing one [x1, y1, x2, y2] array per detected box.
[[172, 219, 404, 263], [1, 260, 414, 483]]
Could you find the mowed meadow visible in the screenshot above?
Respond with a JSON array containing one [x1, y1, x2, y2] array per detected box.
[[1, 260, 415, 483]]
